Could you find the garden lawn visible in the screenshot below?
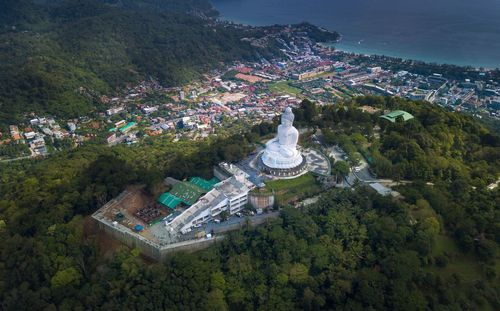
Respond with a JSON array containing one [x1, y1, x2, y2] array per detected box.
[[264, 173, 321, 204]]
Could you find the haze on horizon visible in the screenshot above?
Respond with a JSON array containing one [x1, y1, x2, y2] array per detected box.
[[213, 0, 500, 68]]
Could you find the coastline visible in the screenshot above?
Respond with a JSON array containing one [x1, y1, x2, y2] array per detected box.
[[211, 0, 500, 70], [217, 13, 497, 70], [222, 15, 498, 70], [325, 40, 497, 70]]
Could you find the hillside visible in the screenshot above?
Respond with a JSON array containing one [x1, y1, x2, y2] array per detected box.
[[0, 0, 337, 125], [308, 96, 499, 253], [0, 0, 258, 122], [0, 97, 498, 309]]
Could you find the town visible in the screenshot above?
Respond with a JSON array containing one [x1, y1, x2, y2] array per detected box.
[[1, 32, 499, 161]]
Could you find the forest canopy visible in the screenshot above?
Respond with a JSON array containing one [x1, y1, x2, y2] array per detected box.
[[0, 96, 498, 310]]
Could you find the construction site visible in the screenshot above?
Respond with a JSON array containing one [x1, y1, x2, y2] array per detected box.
[[91, 164, 276, 261], [91, 183, 224, 261]]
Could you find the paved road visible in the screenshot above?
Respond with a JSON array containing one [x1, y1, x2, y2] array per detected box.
[[343, 172, 357, 187], [354, 167, 377, 182], [0, 155, 34, 163], [311, 133, 356, 186], [236, 147, 269, 186], [190, 212, 280, 237], [352, 160, 377, 183], [299, 131, 397, 193]]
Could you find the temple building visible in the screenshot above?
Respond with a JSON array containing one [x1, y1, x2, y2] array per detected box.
[[260, 107, 307, 178]]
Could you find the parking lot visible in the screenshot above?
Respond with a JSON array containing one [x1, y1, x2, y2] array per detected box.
[[189, 211, 281, 237]]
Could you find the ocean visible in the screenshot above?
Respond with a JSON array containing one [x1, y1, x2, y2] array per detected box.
[[211, 0, 500, 69]]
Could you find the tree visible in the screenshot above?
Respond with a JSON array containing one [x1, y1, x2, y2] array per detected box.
[[51, 267, 81, 289], [475, 239, 497, 263], [220, 211, 229, 221], [294, 99, 317, 124], [332, 160, 350, 182], [223, 144, 244, 162], [205, 289, 228, 311]]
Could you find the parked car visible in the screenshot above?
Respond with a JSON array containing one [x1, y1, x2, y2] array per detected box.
[[213, 219, 221, 224], [193, 223, 202, 228]]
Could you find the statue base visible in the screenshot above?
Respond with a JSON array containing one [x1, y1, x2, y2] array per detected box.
[[259, 153, 307, 178]]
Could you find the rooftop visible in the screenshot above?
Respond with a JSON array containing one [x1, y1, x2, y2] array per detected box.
[[380, 110, 414, 123], [119, 122, 137, 133], [217, 176, 249, 198], [167, 176, 251, 233]]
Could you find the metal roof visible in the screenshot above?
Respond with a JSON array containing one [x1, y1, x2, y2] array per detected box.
[[119, 122, 137, 133], [380, 110, 414, 123]]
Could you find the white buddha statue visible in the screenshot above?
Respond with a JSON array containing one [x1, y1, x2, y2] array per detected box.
[[261, 107, 304, 170]]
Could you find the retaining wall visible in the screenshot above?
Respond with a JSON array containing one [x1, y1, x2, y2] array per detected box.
[[93, 212, 280, 261]]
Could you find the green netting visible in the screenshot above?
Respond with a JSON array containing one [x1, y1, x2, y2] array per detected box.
[[209, 177, 220, 184], [158, 192, 182, 209], [170, 182, 206, 206], [189, 176, 220, 191]]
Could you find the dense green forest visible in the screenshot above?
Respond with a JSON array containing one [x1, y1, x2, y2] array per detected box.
[[0, 1, 497, 309], [0, 0, 279, 125], [0, 96, 498, 310], [298, 96, 499, 262]]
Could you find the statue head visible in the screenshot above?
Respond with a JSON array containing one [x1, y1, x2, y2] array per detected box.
[[281, 107, 294, 127]]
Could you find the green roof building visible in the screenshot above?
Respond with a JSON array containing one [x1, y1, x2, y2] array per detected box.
[[119, 122, 137, 133], [380, 110, 414, 123]]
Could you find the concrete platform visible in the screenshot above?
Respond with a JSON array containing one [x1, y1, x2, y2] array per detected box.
[[302, 148, 331, 176]]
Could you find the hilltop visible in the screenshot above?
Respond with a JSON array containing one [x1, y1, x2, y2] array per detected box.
[[0, 96, 498, 309]]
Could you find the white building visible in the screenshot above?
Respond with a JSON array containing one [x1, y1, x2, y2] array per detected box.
[[368, 66, 382, 73], [106, 106, 125, 116], [30, 136, 46, 154], [24, 131, 36, 140], [142, 106, 158, 114], [42, 128, 53, 136], [67, 122, 77, 132], [166, 176, 251, 234], [53, 131, 63, 140], [369, 183, 392, 196]]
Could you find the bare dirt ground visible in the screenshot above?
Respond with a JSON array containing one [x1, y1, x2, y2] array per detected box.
[[235, 73, 268, 83]]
